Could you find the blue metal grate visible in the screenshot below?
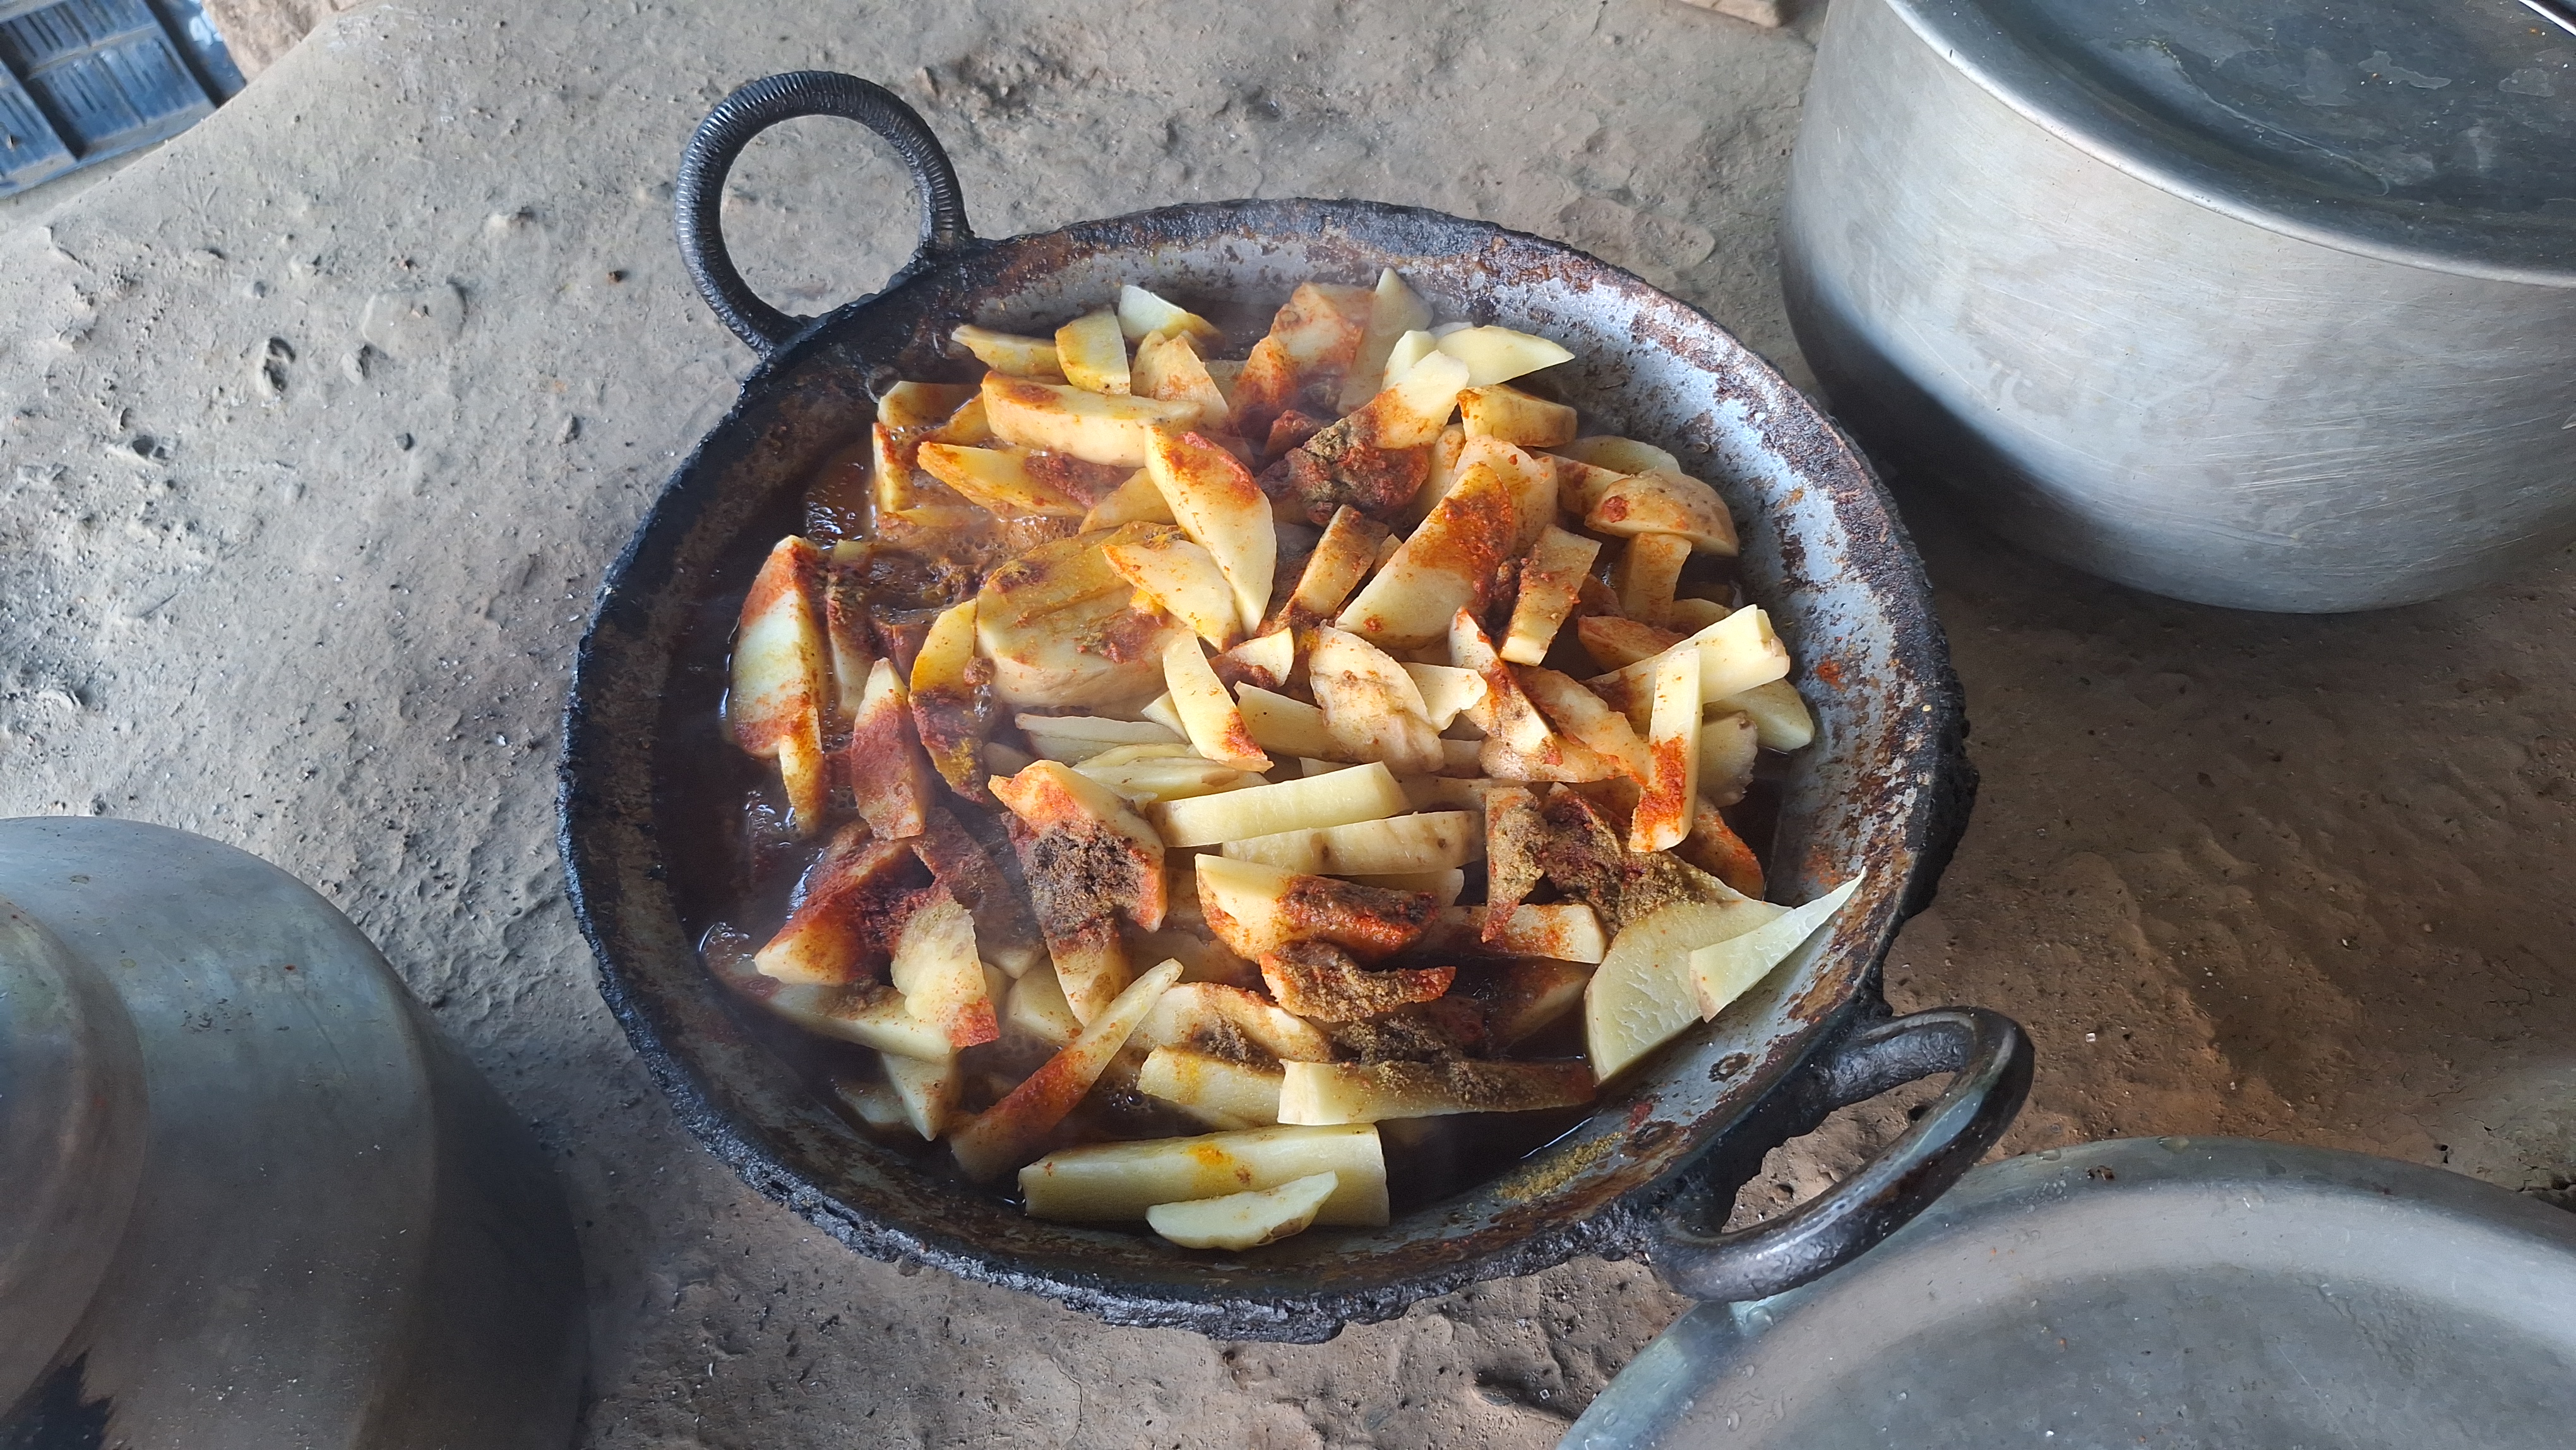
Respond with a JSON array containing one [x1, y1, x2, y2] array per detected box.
[[0, 0, 241, 195]]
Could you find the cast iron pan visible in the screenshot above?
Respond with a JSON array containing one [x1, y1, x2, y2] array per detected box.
[[558, 73, 2032, 1342]]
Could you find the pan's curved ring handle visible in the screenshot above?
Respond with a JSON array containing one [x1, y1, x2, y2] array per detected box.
[[674, 71, 975, 357], [1650, 1006, 2032, 1302]]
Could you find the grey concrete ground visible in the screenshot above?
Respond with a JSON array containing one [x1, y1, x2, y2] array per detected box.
[[1, 1, 2567, 1446]]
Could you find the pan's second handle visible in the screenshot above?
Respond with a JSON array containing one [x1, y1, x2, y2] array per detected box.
[[674, 71, 975, 357], [1650, 1006, 2032, 1303]]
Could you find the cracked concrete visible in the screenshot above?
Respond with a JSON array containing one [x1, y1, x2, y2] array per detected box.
[[0, 0, 2567, 1444]]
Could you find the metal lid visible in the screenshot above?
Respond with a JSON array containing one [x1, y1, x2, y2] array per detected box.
[[1565, 1137, 2576, 1449], [1890, 0, 2576, 284]]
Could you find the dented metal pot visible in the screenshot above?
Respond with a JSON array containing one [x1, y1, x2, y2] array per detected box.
[[556, 72, 2029, 1342]]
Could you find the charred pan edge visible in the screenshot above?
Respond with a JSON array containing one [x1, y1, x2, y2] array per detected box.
[[559, 195, 1971, 1343]]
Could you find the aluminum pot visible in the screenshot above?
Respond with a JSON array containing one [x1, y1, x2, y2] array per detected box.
[[0, 818, 585, 1448], [557, 73, 2032, 1343], [1782, 0, 2576, 613]]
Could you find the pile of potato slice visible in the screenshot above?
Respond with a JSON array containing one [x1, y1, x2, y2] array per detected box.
[[710, 272, 1855, 1252]]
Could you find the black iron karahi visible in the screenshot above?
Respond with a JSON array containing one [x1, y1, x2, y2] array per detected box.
[[557, 72, 2030, 1343]]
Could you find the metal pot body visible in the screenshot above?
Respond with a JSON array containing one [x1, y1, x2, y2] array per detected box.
[[561, 75, 2029, 1343], [0, 818, 585, 1449], [1783, 0, 2576, 613]]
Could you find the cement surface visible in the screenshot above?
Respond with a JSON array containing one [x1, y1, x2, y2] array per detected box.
[[0, 2, 2567, 1445]]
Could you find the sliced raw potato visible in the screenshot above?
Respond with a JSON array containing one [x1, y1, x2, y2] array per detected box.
[[1193, 855, 1436, 962], [1517, 666, 1652, 781], [924, 392, 994, 445], [1269, 506, 1387, 631], [1258, 940, 1452, 1021], [1007, 962, 1082, 1048], [1481, 959, 1595, 1048], [1589, 606, 1792, 724], [1131, 929, 1258, 988], [1056, 308, 1131, 395], [1691, 877, 1862, 1020], [1335, 462, 1514, 650], [1227, 282, 1373, 437], [1630, 647, 1701, 853], [876, 380, 981, 431], [1221, 629, 1296, 689], [1399, 663, 1486, 730], [915, 443, 1090, 517], [1236, 686, 1339, 759], [991, 760, 1167, 1021], [1588, 470, 1738, 555], [753, 830, 923, 984], [1348, 866, 1465, 905], [713, 928, 957, 1055], [975, 530, 1178, 708], [1553, 456, 1630, 517], [1678, 798, 1767, 900], [1140, 692, 1187, 736], [1500, 526, 1602, 665], [951, 324, 1065, 380], [1718, 679, 1816, 752], [1146, 428, 1276, 635], [1153, 762, 1409, 848], [1019, 1123, 1389, 1226], [1458, 434, 1561, 553], [1202, 357, 1244, 400], [844, 657, 938, 839], [1479, 784, 1545, 919], [1553, 434, 1679, 476], [1147, 1170, 1338, 1249], [1338, 268, 1434, 412], [950, 959, 1181, 1182], [727, 536, 830, 832], [1117, 284, 1222, 345], [1584, 896, 1786, 1082], [1395, 776, 1528, 813], [1614, 532, 1691, 626], [1275, 349, 1465, 524], [1453, 609, 1614, 782], [909, 597, 991, 800], [1161, 635, 1271, 770], [1308, 626, 1443, 774], [1416, 903, 1609, 964], [1082, 467, 1178, 530], [888, 890, 999, 1048], [1278, 1060, 1594, 1125], [1107, 527, 1241, 647], [821, 557, 874, 725], [1136, 981, 1334, 1063], [1669, 596, 1730, 632], [1434, 325, 1574, 385], [982, 375, 1196, 467], [1578, 615, 1686, 671], [883, 1050, 963, 1139], [1220, 810, 1482, 875], [833, 1074, 912, 1132], [1130, 332, 1231, 431], [1697, 709, 1760, 808], [1459, 383, 1577, 448], [1378, 327, 1438, 392], [1137, 1046, 1284, 1131], [1073, 750, 1265, 804], [1015, 713, 1186, 764]]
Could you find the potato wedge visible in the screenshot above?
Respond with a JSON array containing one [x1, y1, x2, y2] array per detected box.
[[1630, 646, 1701, 853], [1073, 749, 1265, 805], [1433, 325, 1574, 385], [1138, 691, 1188, 737], [1677, 798, 1766, 899], [1278, 349, 1470, 523], [1107, 527, 1241, 648], [1335, 460, 1515, 650], [1006, 961, 1082, 1048], [950, 959, 1181, 1182], [1552, 434, 1679, 476], [1460, 383, 1577, 448], [1458, 434, 1561, 553], [1690, 878, 1860, 1021], [1020, 1123, 1388, 1226], [1258, 940, 1454, 1021], [976, 531, 1179, 709], [1697, 709, 1759, 808], [983, 375, 1196, 467], [1220, 628, 1296, 690], [1235, 685, 1340, 759], [1268, 506, 1388, 632], [1338, 268, 1435, 412], [1015, 713, 1186, 763], [876, 380, 981, 431], [1278, 1060, 1593, 1125], [1308, 626, 1444, 774], [1378, 327, 1438, 392], [1347, 867, 1465, 905], [1146, 428, 1276, 636], [832, 1073, 913, 1133], [1129, 332, 1231, 433], [1669, 596, 1731, 633], [1452, 609, 1610, 782], [1478, 959, 1594, 1048], [1553, 455, 1630, 517], [1499, 526, 1602, 665], [1589, 470, 1738, 555], [1416, 902, 1609, 964], [1116, 284, 1222, 344], [841, 657, 938, 839], [1398, 662, 1486, 730], [1136, 980, 1334, 1062], [1056, 308, 1130, 395], [1194, 855, 1436, 962], [1613, 532, 1691, 626], [909, 596, 993, 800], [1162, 634, 1271, 771], [1145, 1169, 1339, 1249], [1220, 810, 1482, 876], [992, 760, 1167, 1021], [881, 1050, 964, 1139], [1516, 666, 1652, 782], [1081, 468, 1177, 530], [1589, 606, 1792, 723], [951, 323, 1064, 380], [915, 443, 1091, 517], [1154, 761, 1409, 848], [1228, 281, 1373, 438], [889, 889, 1000, 1048], [1137, 1046, 1284, 1132], [728, 536, 831, 832], [1717, 678, 1816, 752], [753, 829, 926, 984], [1584, 896, 1784, 1081], [709, 921, 957, 1058], [1578, 615, 1687, 670]]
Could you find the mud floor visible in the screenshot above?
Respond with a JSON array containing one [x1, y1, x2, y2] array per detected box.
[[1, 2, 2567, 1445]]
